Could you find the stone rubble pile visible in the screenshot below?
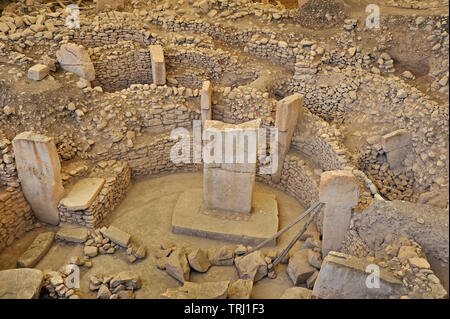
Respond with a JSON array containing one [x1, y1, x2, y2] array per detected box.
[[89, 271, 142, 299]]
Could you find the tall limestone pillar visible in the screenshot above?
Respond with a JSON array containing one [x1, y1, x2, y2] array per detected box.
[[272, 93, 304, 183], [319, 170, 359, 258], [149, 45, 166, 85], [12, 132, 64, 225], [200, 80, 212, 128]]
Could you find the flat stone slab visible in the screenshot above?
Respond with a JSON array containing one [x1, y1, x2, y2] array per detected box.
[[101, 225, 131, 248], [59, 178, 105, 211], [312, 251, 405, 299], [17, 232, 55, 268], [160, 281, 230, 299], [172, 188, 279, 246], [56, 227, 89, 243], [0, 268, 44, 299]]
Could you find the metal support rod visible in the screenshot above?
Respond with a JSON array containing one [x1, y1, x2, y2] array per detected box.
[[271, 202, 325, 268], [244, 201, 322, 256]]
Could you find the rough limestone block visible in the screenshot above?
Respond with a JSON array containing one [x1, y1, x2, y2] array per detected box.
[[381, 129, 411, 153], [101, 226, 131, 247], [161, 281, 229, 299], [319, 170, 359, 257], [386, 146, 409, 168], [275, 93, 304, 132], [234, 251, 268, 283], [228, 279, 253, 299], [56, 227, 88, 243], [17, 232, 55, 268], [286, 250, 316, 285], [28, 64, 49, 81], [56, 43, 95, 81], [187, 248, 211, 273], [319, 170, 359, 206], [204, 168, 255, 214], [0, 269, 44, 299], [280, 287, 313, 299], [312, 252, 404, 299], [165, 248, 190, 283], [96, 0, 126, 12], [13, 132, 64, 225], [59, 178, 105, 211], [200, 80, 212, 110], [149, 45, 166, 85]]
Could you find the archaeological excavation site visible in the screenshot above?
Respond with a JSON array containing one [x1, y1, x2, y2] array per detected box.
[[0, 0, 448, 301]]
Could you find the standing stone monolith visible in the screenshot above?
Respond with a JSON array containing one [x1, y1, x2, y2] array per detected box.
[[203, 119, 261, 214], [12, 132, 64, 225], [200, 80, 212, 127], [149, 45, 166, 85], [319, 170, 359, 258], [272, 93, 304, 183]]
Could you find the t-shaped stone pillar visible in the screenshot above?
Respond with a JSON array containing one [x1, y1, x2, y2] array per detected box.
[[203, 119, 261, 214], [272, 93, 304, 183], [200, 80, 212, 127], [149, 45, 166, 85], [12, 132, 64, 225], [319, 170, 359, 258]]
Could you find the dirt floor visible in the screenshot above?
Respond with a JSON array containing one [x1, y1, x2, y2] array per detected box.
[[0, 172, 314, 299]]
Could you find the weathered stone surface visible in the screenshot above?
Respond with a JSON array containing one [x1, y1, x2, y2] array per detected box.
[[13, 132, 64, 225], [101, 226, 130, 247], [235, 251, 268, 282], [160, 281, 229, 299], [228, 279, 253, 299], [312, 252, 405, 299], [17, 232, 55, 268], [319, 170, 359, 257], [0, 268, 44, 299], [56, 227, 88, 243], [28, 64, 49, 81], [307, 249, 322, 269], [59, 178, 105, 211], [56, 43, 95, 81], [208, 247, 234, 266], [382, 129, 411, 153], [84, 246, 98, 257], [188, 248, 211, 272], [275, 93, 304, 132], [287, 250, 316, 285], [110, 271, 142, 290], [200, 80, 212, 110], [165, 248, 190, 283], [97, 284, 112, 299], [280, 287, 314, 299], [149, 45, 166, 85]]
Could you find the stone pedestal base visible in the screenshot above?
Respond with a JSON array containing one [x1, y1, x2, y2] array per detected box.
[[171, 188, 279, 246]]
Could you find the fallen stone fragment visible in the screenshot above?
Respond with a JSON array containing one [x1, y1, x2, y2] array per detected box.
[[234, 251, 268, 283], [188, 248, 211, 273], [287, 250, 315, 285], [227, 279, 253, 299], [56, 43, 95, 81], [280, 287, 314, 299], [17, 232, 55, 268], [110, 271, 142, 290], [0, 268, 44, 299], [84, 246, 98, 258], [56, 228, 88, 243], [135, 245, 147, 259], [165, 248, 190, 283], [97, 284, 111, 299], [28, 64, 49, 81], [307, 249, 322, 269], [312, 252, 405, 299], [208, 247, 234, 266], [101, 226, 130, 248], [160, 281, 230, 299]]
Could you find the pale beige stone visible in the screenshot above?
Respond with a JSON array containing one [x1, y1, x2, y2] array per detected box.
[[56, 43, 95, 81], [382, 129, 411, 152], [275, 93, 303, 132], [149, 45, 166, 85], [13, 132, 64, 225], [59, 178, 105, 211], [96, 0, 126, 12], [28, 64, 49, 81]]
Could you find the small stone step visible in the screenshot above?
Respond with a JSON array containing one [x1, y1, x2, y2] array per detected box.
[[59, 178, 105, 211], [17, 232, 55, 268]]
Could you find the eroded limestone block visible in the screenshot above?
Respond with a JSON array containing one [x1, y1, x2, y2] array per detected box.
[[28, 64, 49, 81], [234, 251, 268, 283], [160, 281, 230, 299], [149, 45, 166, 85], [59, 178, 105, 211], [382, 129, 411, 153], [275, 93, 304, 132], [286, 250, 315, 285], [280, 287, 314, 299], [56, 227, 88, 243], [13, 132, 64, 225], [165, 248, 190, 283], [101, 226, 131, 247], [228, 279, 253, 299], [188, 248, 211, 272], [0, 268, 44, 299], [17, 232, 55, 268], [312, 252, 404, 299], [56, 43, 95, 81]]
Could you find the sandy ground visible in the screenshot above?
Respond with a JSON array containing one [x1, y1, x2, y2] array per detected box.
[[0, 172, 314, 299]]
